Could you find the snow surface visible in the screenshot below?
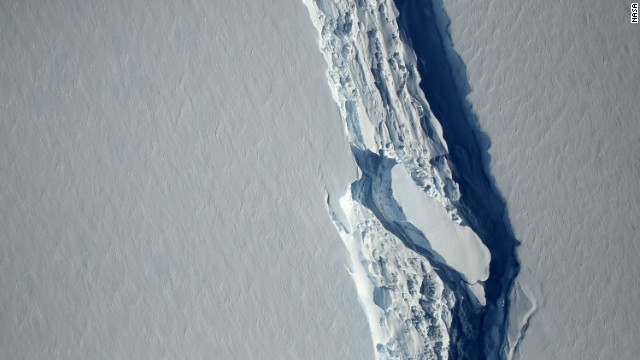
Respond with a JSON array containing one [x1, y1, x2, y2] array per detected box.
[[0, 1, 374, 359], [439, 0, 640, 358]]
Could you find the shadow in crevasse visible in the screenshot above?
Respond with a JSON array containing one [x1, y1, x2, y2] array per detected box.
[[393, 0, 521, 358]]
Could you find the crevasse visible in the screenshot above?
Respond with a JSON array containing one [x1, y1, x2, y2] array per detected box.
[[303, 0, 510, 358]]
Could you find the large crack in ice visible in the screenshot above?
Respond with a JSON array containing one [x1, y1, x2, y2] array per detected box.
[[393, 0, 523, 358], [303, 0, 519, 358]]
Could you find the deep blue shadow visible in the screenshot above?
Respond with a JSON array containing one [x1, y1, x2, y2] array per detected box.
[[393, 0, 520, 358]]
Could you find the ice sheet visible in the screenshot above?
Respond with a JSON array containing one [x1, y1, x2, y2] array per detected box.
[[0, 1, 372, 359], [440, 0, 640, 358]]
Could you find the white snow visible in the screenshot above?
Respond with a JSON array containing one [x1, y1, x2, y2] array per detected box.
[[0, 1, 373, 359], [440, 0, 640, 358], [391, 163, 491, 286]]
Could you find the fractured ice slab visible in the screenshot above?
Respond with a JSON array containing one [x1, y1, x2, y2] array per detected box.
[[390, 163, 490, 286]]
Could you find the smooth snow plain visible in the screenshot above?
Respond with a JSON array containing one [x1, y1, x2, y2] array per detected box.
[[438, 0, 640, 358], [0, 1, 373, 359]]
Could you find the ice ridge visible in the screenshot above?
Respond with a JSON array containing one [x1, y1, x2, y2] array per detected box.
[[302, 0, 516, 358]]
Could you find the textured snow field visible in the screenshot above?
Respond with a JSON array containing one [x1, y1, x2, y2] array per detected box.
[[440, 0, 640, 358], [0, 1, 373, 359]]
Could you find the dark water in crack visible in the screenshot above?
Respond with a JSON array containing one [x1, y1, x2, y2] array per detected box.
[[393, 0, 521, 358]]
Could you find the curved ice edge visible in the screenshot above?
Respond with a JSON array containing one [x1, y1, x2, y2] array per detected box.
[[504, 283, 537, 359]]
